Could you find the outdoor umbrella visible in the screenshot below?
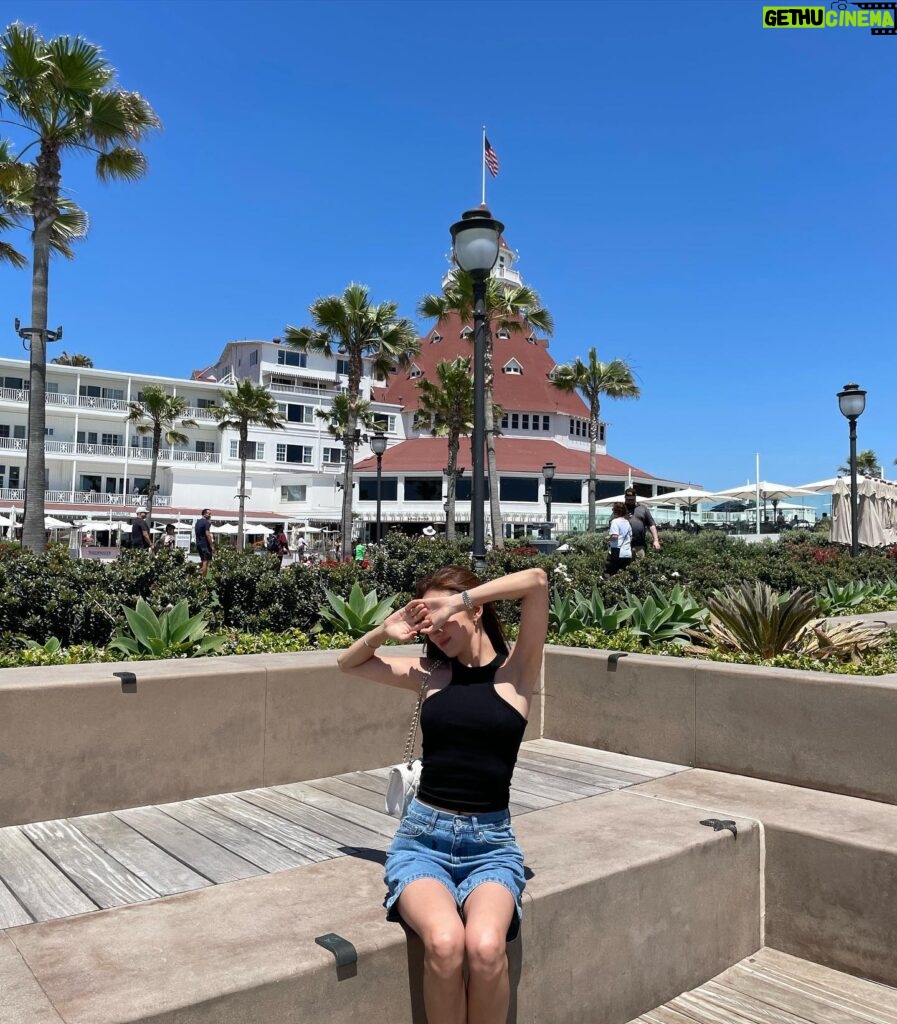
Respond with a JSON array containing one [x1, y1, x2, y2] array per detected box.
[[212, 522, 239, 535], [643, 487, 727, 505], [595, 493, 630, 506], [717, 481, 818, 502], [0, 514, 11, 528], [830, 477, 851, 546], [795, 477, 843, 494], [243, 523, 272, 535], [171, 521, 193, 531], [44, 516, 72, 529], [858, 476, 886, 548]]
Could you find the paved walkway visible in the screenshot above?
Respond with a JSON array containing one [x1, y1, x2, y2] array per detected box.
[[0, 739, 687, 928], [629, 946, 897, 1023]]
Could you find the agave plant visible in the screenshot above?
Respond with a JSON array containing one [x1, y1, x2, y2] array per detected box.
[[705, 581, 817, 658], [549, 588, 589, 637], [625, 590, 708, 647], [108, 599, 227, 659], [575, 589, 635, 632], [317, 582, 398, 638], [816, 579, 876, 616], [17, 636, 62, 655]]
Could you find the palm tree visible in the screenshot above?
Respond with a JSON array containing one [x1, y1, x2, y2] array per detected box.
[[126, 386, 197, 523], [0, 23, 160, 552], [284, 283, 420, 556], [550, 349, 640, 531], [415, 358, 475, 542], [212, 379, 285, 548], [839, 449, 881, 478], [419, 272, 554, 549], [51, 351, 93, 367]]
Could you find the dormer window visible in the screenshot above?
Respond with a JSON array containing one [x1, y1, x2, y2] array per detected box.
[[502, 358, 523, 375], [460, 326, 473, 339], [430, 331, 442, 343], [496, 328, 511, 340], [526, 333, 536, 343], [408, 363, 423, 379]]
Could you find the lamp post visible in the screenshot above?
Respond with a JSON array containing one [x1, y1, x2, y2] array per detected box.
[[450, 207, 504, 571], [370, 431, 387, 543], [542, 462, 556, 539], [837, 382, 867, 557]]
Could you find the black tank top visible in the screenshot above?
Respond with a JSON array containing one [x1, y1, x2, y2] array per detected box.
[[417, 653, 528, 813]]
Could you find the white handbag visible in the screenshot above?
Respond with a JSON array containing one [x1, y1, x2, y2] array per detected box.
[[385, 659, 442, 818]]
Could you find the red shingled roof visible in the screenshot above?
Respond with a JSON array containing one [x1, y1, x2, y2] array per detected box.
[[354, 437, 656, 479], [372, 312, 589, 418]]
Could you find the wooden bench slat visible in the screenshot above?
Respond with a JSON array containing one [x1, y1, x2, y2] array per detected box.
[[516, 749, 653, 787], [199, 794, 338, 862], [303, 776, 395, 815], [70, 812, 212, 897], [114, 807, 261, 884], [275, 782, 398, 838], [0, 875, 32, 928], [0, 827, 95, 921], [524, 739, 687, 778], [237, 789, 388, 852]]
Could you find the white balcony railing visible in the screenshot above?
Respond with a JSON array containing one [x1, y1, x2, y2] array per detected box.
[[0, 487, 172, 507], [0, 389, 127, 412], [0, 436, 26, 452], [2, 438, 221, 465], [268, 381, 340, 399]]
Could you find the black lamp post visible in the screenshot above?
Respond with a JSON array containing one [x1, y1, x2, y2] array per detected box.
[[370, 431, 387, 544], [837, 383, 867, 557], [542, 462, 555, 539], [450, 207, 504, 571]]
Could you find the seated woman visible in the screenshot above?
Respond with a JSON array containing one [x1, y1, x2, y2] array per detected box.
[[337, 566, 548, 1024]]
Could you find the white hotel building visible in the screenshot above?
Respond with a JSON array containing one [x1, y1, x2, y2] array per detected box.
[[0, 242, 686, 536]]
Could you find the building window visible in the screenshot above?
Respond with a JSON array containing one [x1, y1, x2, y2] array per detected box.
[[197, 397, 217, 409], [323, 447, 346, 464], [522, 414, 529, 429], [456, 476, 489, 500], [101, 433, 122, 447], [502, 359, 522, 375], [336, 358, 350, 376], [280, 485, 307, 502], [78, 431, 99, 445], [501, 413, 509, 428], [511, 413, 519, 429], [496, 328, 510, 340], [553, 479, 582, 504], [404, 477, 443, 502], [276, 443, 312, 464], [79, 385, 124, 401], [371, 413, 397, 433], [359, 476, 398, 501], [460, 326, 473, 339], [430, 331, 442, 343], [599, 423, 605, 442], [195, 440, 216, 453], [408, 365, 422, 379], [230, 440, 265, 460], [249, 350, 258, 366], [0, 425, 26, 439], [286, 403, 315, 423], [277, 350, 307, 368], [499, 477, 539, 502], [543, 415, 550, 431]]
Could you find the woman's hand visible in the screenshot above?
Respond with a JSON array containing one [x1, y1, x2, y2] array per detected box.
[[381, 602, 430, 643], [408, 593, 463, 635]]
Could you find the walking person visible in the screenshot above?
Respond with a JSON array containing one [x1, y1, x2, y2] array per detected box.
[[608, 501, 633, 573], [194, 508, 215, 577], [624, 487, 661, 558], [155, 523, 176, 553], [337, 566, 549, 1024], [130, 507, 152, 551], [267, 524, 290, 569]]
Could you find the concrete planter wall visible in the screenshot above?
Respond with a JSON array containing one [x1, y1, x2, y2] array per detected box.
[[543, 646, 897, 805]]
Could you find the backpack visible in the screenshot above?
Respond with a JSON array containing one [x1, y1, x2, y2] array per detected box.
[[265, 533, 279, 553]]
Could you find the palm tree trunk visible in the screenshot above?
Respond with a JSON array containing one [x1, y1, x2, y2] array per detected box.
[[22, 146, 60, 553], [341, 403, 358, 559], [147, 425, 161, 524], [446, 434, 459, 543], [588, 398, 599, 532], [238, 430, 247, 550], [483, 333, 503, 550]]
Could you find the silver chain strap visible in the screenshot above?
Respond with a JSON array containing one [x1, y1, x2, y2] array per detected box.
[[401, 659, 443, 767]]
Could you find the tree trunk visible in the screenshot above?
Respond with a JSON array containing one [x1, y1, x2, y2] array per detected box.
[[342, 366, 362, 559], [483, 330, 503, 549], [238, 429, 247, 550], [22, 145, 60, 553], [446, 433, 459, 542], [147, 424, 161, 525], [588, 397, 599, 532]]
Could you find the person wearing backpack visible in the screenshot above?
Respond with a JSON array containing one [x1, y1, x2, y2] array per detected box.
[[267, 525, 289, 569]]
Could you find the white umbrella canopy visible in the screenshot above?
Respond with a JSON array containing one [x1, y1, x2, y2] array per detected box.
[[595, 493, 630, 507], [171, 521, 193, 531], [0, 514, 11, 528], [830, 476, 851, 545], [212, 522, 239, 535], [858, 476, 887, 548], [796, 477, 844, 494], [44, 516, 72, 530], [243, 523, 272, 535], [643, 487, 728, 506], [717, 481, 818, 502]]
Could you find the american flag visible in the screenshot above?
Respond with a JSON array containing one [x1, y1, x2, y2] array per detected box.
[[484, 137, 499, 178]]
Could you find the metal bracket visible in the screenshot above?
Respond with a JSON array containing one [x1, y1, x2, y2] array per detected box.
[[314, 932, 357, 967], [607, 652, 628, 672], [700, 818, 737, 839]]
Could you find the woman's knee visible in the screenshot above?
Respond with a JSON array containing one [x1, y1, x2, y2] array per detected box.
[[465, 927, 507, 977], [422, 920, 466, 974]]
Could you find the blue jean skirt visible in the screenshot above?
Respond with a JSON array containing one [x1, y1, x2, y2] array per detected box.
[[384, 798, 526, 941]]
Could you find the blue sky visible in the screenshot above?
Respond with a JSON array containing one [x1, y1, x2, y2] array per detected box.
[[1, 0, 894, 493]]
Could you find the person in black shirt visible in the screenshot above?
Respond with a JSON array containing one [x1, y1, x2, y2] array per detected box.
[[130, 508, 151, 550], [194, 509, 215, 576], [337, 566, 549, 1024], [624, 487, 661, 558]]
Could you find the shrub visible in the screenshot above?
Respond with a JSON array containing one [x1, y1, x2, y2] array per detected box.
[[317, 582, 399, 637], [702, 581, 817, 658], [108, 598, 227, 659]]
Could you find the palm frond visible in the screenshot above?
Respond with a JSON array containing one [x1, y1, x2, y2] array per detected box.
[[95, 145, 148, 182]]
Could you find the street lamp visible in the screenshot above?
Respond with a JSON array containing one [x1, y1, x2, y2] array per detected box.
[[542, 462, 556, 539], [370, 431, 387, 543], [837, 382, 867, 557], [450, 206, 504, 571]]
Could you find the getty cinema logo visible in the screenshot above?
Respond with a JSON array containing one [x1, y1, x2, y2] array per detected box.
[[763, 2, 896, 32]]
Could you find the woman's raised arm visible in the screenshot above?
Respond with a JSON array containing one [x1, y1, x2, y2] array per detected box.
[[335, 601, 431, 690]]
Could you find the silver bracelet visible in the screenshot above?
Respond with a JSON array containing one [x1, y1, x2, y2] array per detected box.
[[461, 590, 473, 611]]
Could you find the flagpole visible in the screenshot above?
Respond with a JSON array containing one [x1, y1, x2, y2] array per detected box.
[[481, 125, 486, 206]]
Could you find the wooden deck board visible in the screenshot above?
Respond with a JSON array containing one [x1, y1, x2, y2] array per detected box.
[[627, 948, 897, 1024], [0, 741, 686, 928]]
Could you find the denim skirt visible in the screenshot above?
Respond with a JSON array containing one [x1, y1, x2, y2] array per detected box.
[[384, 798, 526, 941]]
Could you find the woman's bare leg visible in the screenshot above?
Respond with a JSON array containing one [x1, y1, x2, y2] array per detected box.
[[463, 883, 515, 1024], [397, 879, 467, 1024]]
